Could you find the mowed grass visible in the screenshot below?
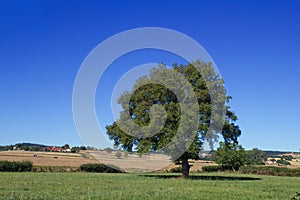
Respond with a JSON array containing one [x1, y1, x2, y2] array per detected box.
[[0, 172, 300, 199]]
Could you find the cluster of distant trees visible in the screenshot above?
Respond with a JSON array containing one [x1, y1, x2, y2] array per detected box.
[[0, 143, 98, 153], [0, 145, 14, 151], [0, 143, 46, 151], [68, 146, 87, 153], [200, 146, 296, 171]]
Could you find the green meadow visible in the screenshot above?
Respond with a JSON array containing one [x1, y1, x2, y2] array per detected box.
[[0, 172, 300, 199]]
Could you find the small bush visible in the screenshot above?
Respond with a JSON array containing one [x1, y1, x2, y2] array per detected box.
[[80, 163, 123, 173], [202, 165, 223, 172], [103, 147, 113, 153], [282, 155, 293, 161], [276, 159, 291, 165], [0, 161, 33, 172], [115, 151, 122, 159]]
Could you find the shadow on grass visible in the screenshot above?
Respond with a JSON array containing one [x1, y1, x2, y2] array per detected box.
[[141, 174, 262, 181]]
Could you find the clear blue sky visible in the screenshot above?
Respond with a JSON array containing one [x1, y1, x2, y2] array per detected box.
[[0, 0, 299, 151]]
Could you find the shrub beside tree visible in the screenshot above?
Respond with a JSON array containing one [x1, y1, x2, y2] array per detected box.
[[215, 142, 245, 172]]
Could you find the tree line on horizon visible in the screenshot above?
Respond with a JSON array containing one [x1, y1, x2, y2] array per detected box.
[[0, 143, 97, 153]]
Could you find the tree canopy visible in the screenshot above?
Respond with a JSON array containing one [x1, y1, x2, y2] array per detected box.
[[106, 60, 241, 178]]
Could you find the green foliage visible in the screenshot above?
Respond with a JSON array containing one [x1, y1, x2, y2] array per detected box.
[[202, 165, 223, 172], [86, 146, 97, 150], [168, 166, 182, 173], [32, 166, 79, 172], [0, 145, 14, 151], [276, 159, 291, 165], [215, 142, 245, 171], [264, 150, 295, 158], [79, 146, 87, 150], [115, 151, 122, 158], [240, 166, 300, 176], [79, 163, 123, 173], [71, 146, 80, 153], [202, 165, 239, 172], [245, 148, 267, 165], [0, 160, 32, 172], [15, 143, 47, 151], [106, 61, 242, 177], [282, 155, 293, 161], [103, 147, 113, 153]]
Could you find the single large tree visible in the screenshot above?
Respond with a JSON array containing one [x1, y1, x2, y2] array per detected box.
[[106, 61, 241, 178]]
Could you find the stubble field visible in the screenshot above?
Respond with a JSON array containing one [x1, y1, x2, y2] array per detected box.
[[0, 150, 217, 172], [0, 150, 99, 167]]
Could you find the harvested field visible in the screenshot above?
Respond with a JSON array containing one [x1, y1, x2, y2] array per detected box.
[[91, 151, 172, 172], [0, 150, 217, 172], [2, 150, 299, 172], [0, 150, 99, 167]]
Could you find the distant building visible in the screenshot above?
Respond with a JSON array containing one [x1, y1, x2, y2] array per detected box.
[[63, 148, 71, 153], [45, 146, 62, 152]]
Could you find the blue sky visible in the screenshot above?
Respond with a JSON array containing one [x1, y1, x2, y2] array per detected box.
[[0, 0, 299, 151]]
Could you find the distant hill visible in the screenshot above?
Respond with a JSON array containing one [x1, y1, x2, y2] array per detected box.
[[15, 143, 49, 148], [0, 143, 50, 151]]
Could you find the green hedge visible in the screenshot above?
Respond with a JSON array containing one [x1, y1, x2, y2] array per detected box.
[[240, 166, 300, 177], [0, 161, 33, 172], [32, 166, 79, 172], [202, 166, 223, 172], [79, 163, 123, 173], [202, 165, 238, 172]]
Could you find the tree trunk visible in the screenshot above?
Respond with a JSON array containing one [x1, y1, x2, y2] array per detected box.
[[181, 157, 190, 179], [232, 166, 236, 173]]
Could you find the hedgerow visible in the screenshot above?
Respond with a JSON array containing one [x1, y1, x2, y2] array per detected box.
[[0, 160, 33, 172], [79, 163, 123, 173]]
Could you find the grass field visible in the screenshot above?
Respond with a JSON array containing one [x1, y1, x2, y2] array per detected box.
[[0, 172, 300, 199]]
